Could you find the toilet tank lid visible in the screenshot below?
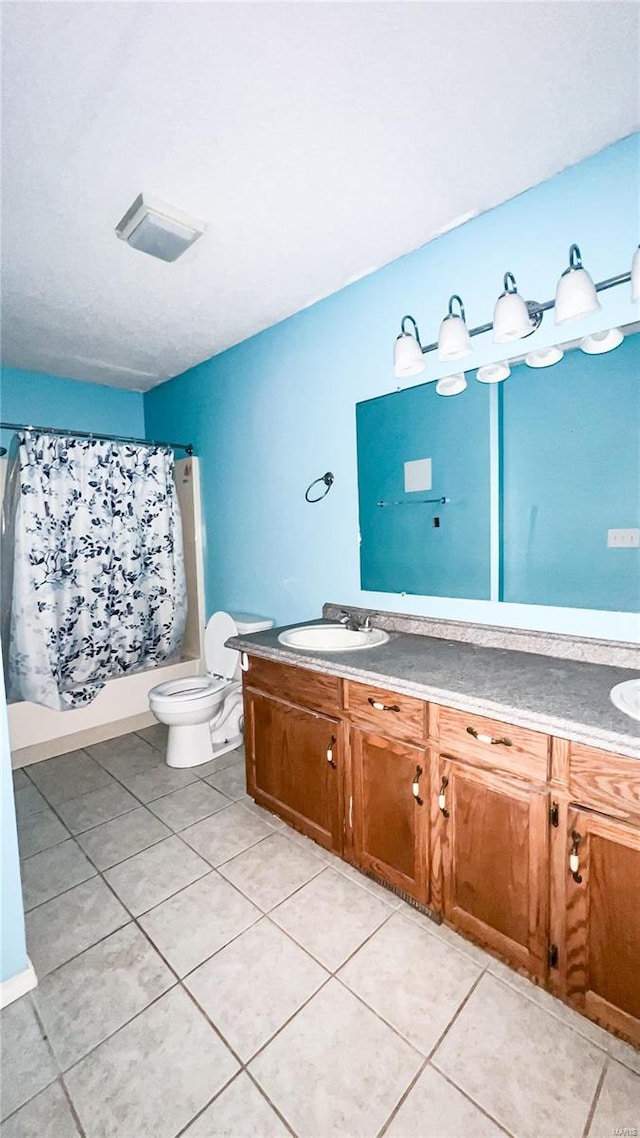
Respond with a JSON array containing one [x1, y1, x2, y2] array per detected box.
[[229, 612, 273, 634]]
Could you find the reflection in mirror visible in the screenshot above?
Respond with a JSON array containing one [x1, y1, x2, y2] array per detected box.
[[502, 326, 639, 612], [356, 324, 639, 614]]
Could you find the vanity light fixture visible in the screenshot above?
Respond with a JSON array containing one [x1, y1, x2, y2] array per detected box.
[[580, 328, 624, 355], [435, 373, 467, 397], [632, 246, 640, 303], [554, 244, 601, 324], [525, 346, 564, 368], [476, 361, 511, 383], [437, 295, 472, 361], [492, 273, 541, 343], [393, 315, 426, 378], [392, 244, 634, 389]]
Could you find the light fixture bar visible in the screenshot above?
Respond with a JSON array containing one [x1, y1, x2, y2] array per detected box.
[[407, 269, 632, 358]]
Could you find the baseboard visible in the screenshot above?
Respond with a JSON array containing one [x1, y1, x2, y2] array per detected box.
[[0, 957, 37, 1009], [12, 711, 156, 768]]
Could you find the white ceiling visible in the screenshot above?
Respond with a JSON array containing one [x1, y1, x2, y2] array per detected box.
[[2, 2, 638, 391]]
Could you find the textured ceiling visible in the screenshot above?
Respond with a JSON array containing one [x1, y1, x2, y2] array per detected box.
[[1, 2, 638, 391]]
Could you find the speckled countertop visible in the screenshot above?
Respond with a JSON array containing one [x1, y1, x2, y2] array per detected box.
[[228, 620, 640, 760]]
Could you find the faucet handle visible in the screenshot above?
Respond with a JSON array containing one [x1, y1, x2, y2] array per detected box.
[[338, 610, 351, 625]]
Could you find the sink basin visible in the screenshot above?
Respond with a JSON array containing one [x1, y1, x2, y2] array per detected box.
[[278, 624, 390, 652], [610, 679, 640, 723]]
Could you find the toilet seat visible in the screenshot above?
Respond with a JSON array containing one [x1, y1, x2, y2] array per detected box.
[[149, 675, 224, 714]]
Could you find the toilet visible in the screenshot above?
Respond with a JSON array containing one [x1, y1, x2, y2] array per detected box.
[[148, 611, 273, 768]]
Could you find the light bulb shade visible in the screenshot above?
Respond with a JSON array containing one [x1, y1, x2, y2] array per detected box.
[[394, 332, 425, 378], [435, 373, 467, 397], [476, 362, 510, 384], [492, 273, 533, 343], [580, 328, 624, 355], [525, 346, 564, 369], [632, 246, 640, 303], [437, 295, 472, 361], [554, 245, 601, 325]]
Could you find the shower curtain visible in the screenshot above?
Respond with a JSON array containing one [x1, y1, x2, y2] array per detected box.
[[2, 431, 187, 710]]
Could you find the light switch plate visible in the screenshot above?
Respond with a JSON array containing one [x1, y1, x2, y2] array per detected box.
[[404, 458, 432, 493], [607, 528, 640, 548]]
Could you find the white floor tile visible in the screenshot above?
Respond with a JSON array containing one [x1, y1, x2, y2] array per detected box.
[[433, 974, 607, 1138], [271, 867, 391, 970], [186, 918, 327, 1060], [139, 872, 261, 977], [249, 978, 422, 1138], [65, 987, 239, 1138]]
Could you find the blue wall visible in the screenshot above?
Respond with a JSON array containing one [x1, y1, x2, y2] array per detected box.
[[0, 368, 146, 454], [0, 657, 27, 985], [502, 333, 640, 612], [357, 381, 491, 599], [145, 134, 639, 637]]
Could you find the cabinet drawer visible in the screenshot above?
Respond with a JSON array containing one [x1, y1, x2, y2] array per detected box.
[[344, 680, 426, 743], [243, 656, 341, 715], [435, 705, 549, 782], [568, 742, 640, 823]]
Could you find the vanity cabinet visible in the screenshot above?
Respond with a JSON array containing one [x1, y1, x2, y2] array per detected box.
[[243, 660, 344, 854], [350, 728, 429, 903], [562, 808, 640, 1046], [242, 654, 640, 1048], [437, 758, 550, 981], [431, 703, 552, 981]]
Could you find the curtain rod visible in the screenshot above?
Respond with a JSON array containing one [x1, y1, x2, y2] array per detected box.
[[0, 422, 194, 456]]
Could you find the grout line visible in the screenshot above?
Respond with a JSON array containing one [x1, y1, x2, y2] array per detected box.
[[242, 1069, 299, 1138], [426, 1063, 517, 1137], [59, 1074, 88, 1138], [424, 968, 487, 1063], [376, 1057, 429, 1138], [485, 962, 616, 1061], [581, 1055, 609, 1138], [0, 1073, 60, 1128]]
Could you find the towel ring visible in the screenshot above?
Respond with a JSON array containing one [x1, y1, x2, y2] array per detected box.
[[305, 471, 334, 503]]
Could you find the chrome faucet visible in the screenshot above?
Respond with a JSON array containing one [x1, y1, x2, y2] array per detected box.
[[338, 609, 372, 632]]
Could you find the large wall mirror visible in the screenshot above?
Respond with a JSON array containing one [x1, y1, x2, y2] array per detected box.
[[356, 324, 639, 613]]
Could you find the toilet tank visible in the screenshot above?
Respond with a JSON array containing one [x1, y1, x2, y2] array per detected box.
[[230, 612, 273, 635]]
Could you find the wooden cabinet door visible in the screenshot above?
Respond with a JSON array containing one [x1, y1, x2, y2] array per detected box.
[[439, 758, 549, 980], [350, 729, 429, 904], [245, 690, 343, 853], [564, 808, 640, 1046]]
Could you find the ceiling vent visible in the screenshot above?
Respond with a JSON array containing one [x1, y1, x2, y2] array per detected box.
[[115, 193, 205, 262]]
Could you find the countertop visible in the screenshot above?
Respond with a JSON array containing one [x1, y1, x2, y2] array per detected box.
[[228, 620, 640, 760]]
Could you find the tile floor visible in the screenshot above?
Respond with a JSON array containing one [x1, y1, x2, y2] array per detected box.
[[2, 727, 639, 1138]]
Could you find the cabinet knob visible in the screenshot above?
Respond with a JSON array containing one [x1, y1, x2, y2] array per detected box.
[[326, 736, 337, 768], [438, 775, 450, 818], [412, 765, 424, 806], [569, 830, 583, 883], [368, 697, 401, 713]]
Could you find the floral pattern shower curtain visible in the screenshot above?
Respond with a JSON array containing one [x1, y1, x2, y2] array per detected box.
[[5, 432, 187, 710]]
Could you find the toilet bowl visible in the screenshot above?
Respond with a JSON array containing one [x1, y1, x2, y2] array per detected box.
[[148, 611, 273, 769]]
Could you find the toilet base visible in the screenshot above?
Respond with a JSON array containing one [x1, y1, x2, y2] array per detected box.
[[166, 723, 243, 768]]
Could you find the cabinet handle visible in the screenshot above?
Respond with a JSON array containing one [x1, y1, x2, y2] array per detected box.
[[438, 775, 450, 818], [326, 736, 337, 768], [412, 765, 424, 805], [466, 725, 512, 747], [569, 830, 583, 883], [368, 697, 401, 713]]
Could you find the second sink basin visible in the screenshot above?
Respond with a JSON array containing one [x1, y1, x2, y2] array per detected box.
[[610, 678, 640, 723], [278, 624, 390, 652]]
